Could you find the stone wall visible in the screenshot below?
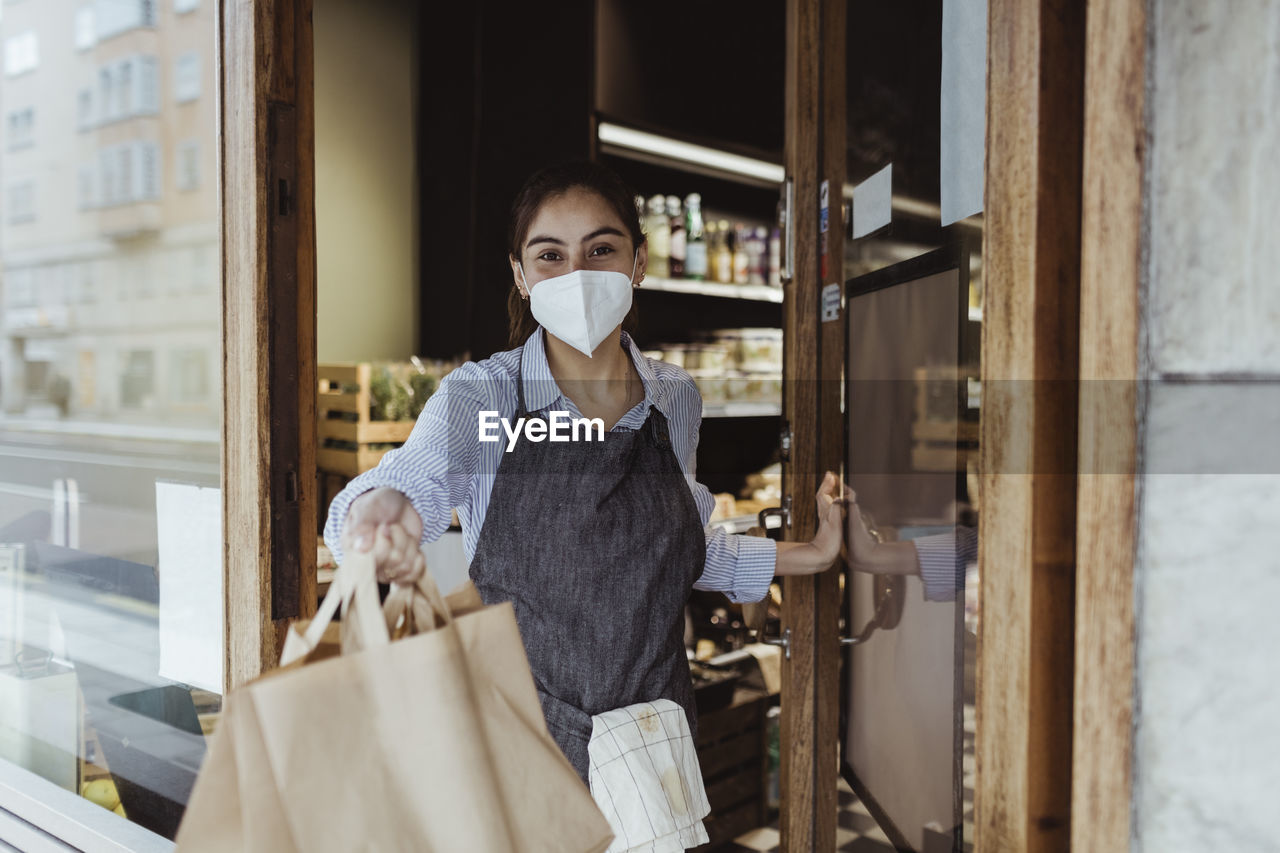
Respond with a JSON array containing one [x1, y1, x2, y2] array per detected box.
[[1135, 0, 1280, 848]]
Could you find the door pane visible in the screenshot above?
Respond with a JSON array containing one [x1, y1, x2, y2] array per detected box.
[[0, 0, 221, 841], [840, 1, 983, 850]]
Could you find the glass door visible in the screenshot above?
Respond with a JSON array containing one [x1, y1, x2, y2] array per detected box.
[[0, 0, 223, 843], [0, 0, 314, 846], [830, 1, 986, 850]]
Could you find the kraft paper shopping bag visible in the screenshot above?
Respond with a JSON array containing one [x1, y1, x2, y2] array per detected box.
[[176, 549, 613, 852]]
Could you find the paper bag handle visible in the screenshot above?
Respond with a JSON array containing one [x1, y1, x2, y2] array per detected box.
[[383, 560, 453, 638], [284, 548, 389, 665]]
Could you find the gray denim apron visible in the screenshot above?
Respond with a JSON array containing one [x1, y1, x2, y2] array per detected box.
[[468, 355, 706, 782]]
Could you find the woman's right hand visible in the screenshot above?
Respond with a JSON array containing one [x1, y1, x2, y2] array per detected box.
[[340, 487, 426, 584]]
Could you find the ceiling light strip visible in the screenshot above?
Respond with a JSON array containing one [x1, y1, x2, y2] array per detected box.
[[597, 122, 785, 185]]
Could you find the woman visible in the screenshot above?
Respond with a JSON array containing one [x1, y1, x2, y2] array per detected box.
[[324, 160, 849, 844]]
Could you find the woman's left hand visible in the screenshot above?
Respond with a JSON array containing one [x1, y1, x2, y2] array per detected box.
[[774, 471, 856, 576]]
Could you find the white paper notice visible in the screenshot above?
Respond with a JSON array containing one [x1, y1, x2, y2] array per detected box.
[[156, 481, 223, 693], [940, 0, 987, 225], [852, 164, 893, 239], [421, 529, 470, 595]]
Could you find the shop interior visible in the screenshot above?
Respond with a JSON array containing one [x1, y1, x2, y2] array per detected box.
[[310, 1, 980, 850], [0, 0, 982, 849]]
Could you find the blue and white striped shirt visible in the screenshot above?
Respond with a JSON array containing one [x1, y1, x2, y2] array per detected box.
[[323, 328, 777, 603], [912, 525, 978, 602]]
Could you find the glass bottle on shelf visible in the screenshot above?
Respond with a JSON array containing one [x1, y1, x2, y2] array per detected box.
[[704, 220, 720, 282], [684, 193, 707, 281], [646, 194, 671, 278], [747, 226, 768, 285], [732, 224, 750, 284], [713, 218, 734, 284], [768, 226, 782, 287], [666, 195, 685, 279]]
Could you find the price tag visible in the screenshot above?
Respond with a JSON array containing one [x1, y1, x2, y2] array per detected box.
[[822, 282, 841, 323]]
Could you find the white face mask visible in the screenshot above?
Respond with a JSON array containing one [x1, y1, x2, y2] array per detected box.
[[520, 254, 637, 358]]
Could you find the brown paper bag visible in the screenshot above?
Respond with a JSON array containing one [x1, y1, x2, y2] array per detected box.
[[176, 551, 614, 852]]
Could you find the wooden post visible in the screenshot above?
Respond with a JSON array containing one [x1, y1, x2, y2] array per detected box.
[[221, 0, 317, 690], [977, 0, 1085, 849], [1071, 0, 1145, 847], [779, 0, 825, 848]]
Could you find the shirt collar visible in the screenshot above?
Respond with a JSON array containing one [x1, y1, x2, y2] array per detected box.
[[519, 327, 668, 418]]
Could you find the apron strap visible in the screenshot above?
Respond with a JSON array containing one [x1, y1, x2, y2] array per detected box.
[[645, 405, 671, 449], [515, 350, 529, 418]]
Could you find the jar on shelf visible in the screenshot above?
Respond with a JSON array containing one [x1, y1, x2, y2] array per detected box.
[[709, 329, 745, 370], [691, 370, 728, 404], [738, 328, 783, 373], [725, 372, 752, 402], [688, 343, 732, 374], [659, 344, 688, 369]]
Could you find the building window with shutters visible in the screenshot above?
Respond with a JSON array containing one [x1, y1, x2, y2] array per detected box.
[[77, 88, 95, 130], [119, 349, 155, 408], [95, 56, 159, 125], [78, 164, 97, 210], [3, 31, 39, 77], [6, 108, 35, 151], [94, 0, 156, 42], [137, 142, 160, 200], [6, 181, 36, 224], [169, 348, 210, 403], [75, 7, 96, 50], [175, 52, 201, 103], [177, 140, 201, 191]]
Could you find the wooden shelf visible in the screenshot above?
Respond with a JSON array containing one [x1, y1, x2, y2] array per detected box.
[[703, 402, 782, 418], [641, 276, 783, 303]]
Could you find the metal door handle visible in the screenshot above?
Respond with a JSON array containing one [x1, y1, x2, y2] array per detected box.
[[757, 494, 792, 531], [839, 574, 905, 647], [762, 626, 791, 661], [779, 177, 796, 284]]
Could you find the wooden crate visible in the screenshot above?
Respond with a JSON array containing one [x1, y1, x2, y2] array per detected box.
[[693, 689, 770, 850], [317, 363, 415, 477]]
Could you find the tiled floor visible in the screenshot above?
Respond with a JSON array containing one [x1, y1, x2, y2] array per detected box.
[[722, 779, 896, 853], [725, 703, 977, 852]]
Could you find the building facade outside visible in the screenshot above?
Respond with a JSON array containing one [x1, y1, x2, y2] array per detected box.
[[1, 0, 218, 428]]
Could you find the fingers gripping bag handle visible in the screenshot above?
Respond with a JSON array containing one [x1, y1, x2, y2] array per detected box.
[[383, 550, 454, 639], [280, 548, 390, 666]]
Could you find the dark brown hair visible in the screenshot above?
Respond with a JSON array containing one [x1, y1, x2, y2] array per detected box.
[[506, 160, 646, 349]]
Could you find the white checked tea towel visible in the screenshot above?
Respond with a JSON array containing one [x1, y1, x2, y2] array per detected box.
[[587, 700, 711, 853]]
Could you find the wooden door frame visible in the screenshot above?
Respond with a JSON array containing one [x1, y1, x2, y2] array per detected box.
[[778, 0, 842, 847], [221, 0, 318, 690], [793, 0, 1142, 851], [978, 0, 1085, 850], [1070, 0, 1145, 848]]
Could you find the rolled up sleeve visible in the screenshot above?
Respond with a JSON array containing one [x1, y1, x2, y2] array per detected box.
[[695, 526, 777, 603], [912, 525, 978, 602]]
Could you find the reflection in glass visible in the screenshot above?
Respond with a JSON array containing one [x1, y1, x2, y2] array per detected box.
[[840, 247, 979, 852], [0, 0, 221, 841]]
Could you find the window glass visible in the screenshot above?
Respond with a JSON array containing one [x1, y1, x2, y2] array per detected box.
[[174, 52, 198, 102], [75, 8, 96, 51], [840, 2, 984, 850], [0, 0, 222, 843]]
